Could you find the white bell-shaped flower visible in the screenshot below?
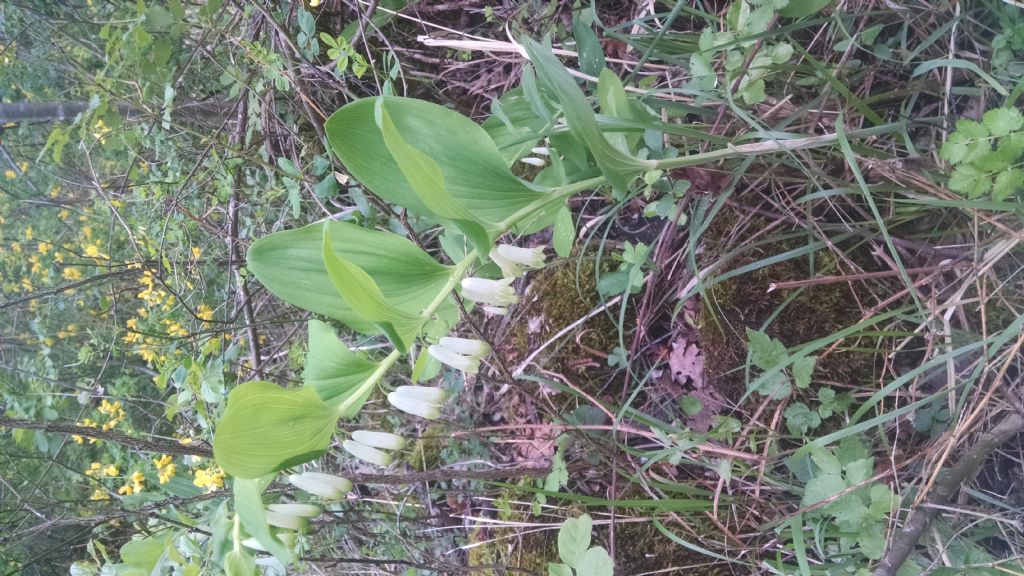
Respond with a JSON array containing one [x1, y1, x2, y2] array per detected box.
[[489, 244, 546, 278], [352, 430, 407, 451], [343, 439, 393, 466], [266, 503, 322, 517], [264, 510, 308, 531], [287, 472, 353, 499], [428, 336, 491, 373], [388, 386, 446, 419], [461, 277, 518, 307]]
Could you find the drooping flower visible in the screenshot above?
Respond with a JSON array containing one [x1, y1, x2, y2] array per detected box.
[[518, 156, 546, 167], [342, 439, 393, 466], [264, 511, 308, 531], [266, 503, 322, 517], [428, 336, 491, 373], [388, 386, 446, 419], [288, 472, 353, 499], [351, 430, 407, 451], [461, 277, 518, 308], [489, 244, 546, 278]]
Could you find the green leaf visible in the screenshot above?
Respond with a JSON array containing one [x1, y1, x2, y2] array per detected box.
[[572, 17, 606, 78], [597, 68, 635, 154], [745, 328, 787, 370], [869, 484, 896, 518], [783, 402, 820, 435], [577, 547, 614, 576], [858, 525, 886, 559], [521, 37, 653, 195], [792, 356, 816, 388], [322, 224, 423, 353], [213, 381, 339, 478], [679, 394, 703, 416], [326, 96, 547, 224], [548, 563, 573, 576], [802, 472, 846, 507], [247, 221, 453, 335], [553, 205, 575, 257], [778, 0, 832, 18], [303, 320, 380, 414], [224, 549, 257, 576], [276, 157, 300, 177], [234, 478, 293, 564], [991, 169, 1022, 201], [375, 100, 492, 253], [948, 164, 992, 198], [844, 458, 873, 485], [940, 120, 990, 165], [811, 448, 842, 475], [558, 514, 593, 568], [982, 107, 1023, 137]]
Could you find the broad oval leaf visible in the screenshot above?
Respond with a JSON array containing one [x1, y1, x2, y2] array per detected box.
[[577, 546, 615, 576], [557, 514, 593, 568], [213, 381, 339, 478], [326, 96, 547, 224], [322, 224, 423, 353], [247, 220, 454, 333], [376, 100, 494, 254], [303, 319, 380, 415]]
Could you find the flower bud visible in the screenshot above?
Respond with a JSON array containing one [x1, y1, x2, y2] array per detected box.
[[518, 156, 546, 167], [287, 472, 353, 499], [343, 439, 393, 466], [266, 503, 322, 517], [489, 245, 546, 278], [352, 430, 407, 451], [461, 277, 518, 307], [530, 147, 551, 156]]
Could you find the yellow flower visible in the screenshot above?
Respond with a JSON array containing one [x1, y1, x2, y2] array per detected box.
[[153, 454, 172, 469], [84, 244, 102, 258], [37, 243, 49, 255], [310, 0, 321, 6], [85, 462, 102, 477], [103, 465, 119, 477], [191, 246, 202, 259], [58, 209, 70, 221], [192, 467, 225, 492], [117, 484, 134, 496], [63, 267, 83, 281], [18, 162, 28, 172], [24, 226, 32, 240], [129, 470, 145, 492], [11, 242, 20, 253], [158, 463, 176, 484], [72, 435, 84, 444], [4, 169, 15, 179], [90, 488, 110, 501], [196, 304, 214, 322], [82, 225, 92, 239]]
